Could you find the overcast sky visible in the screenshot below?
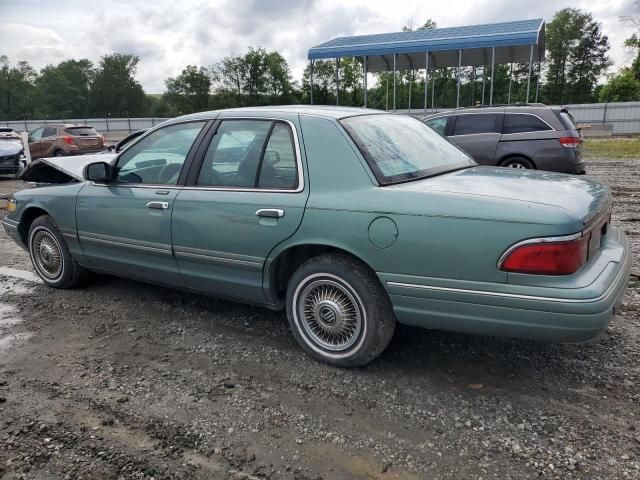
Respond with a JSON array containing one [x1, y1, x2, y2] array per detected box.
[[1, 0, 637, 93]]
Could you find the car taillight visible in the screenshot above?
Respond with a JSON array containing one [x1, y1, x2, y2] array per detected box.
[[559, 137, 582, 148], [62, 135, 75, 145], [499, 234, 590, 275]]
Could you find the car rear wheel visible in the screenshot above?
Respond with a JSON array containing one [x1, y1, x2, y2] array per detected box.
[[28, 215, 88, 288], [286, 253, 395, 367], [54, 150, 65, 157], [502, 157, 534, 169]]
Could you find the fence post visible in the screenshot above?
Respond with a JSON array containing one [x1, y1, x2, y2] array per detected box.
[[151, 117, 155, 127], [105, 113, 110, 132], [602, 102, 608, 125], [127, 117, 132, 133], [24, 114, 27, 132]]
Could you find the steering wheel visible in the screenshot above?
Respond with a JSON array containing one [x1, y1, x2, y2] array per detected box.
[[158, 163, 182, 184]]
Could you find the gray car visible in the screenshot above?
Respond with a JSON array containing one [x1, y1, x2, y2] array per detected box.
[[423, 105, 585, 174]]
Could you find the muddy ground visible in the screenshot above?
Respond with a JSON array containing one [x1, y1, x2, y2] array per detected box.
[[0, 159, 639, 480]]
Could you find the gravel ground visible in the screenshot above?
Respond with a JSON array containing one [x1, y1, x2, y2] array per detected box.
[[0, 160, 639, 480]]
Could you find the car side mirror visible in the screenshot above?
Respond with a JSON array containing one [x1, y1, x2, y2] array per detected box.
[[84, 161, 111, 183], [107, 145, 115, 152]]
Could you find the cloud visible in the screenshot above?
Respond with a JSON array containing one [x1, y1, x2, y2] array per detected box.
[[0, 0, 637, 93]]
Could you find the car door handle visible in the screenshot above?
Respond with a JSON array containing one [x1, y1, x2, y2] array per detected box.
[[146, 201, 169, 209], [256, 208, 284, 218]]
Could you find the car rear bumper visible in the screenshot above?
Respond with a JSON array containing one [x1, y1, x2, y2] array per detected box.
[[380, 226, 631, 342]]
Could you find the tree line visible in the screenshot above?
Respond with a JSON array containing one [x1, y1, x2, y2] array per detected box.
[[2, 7, 640, 121]]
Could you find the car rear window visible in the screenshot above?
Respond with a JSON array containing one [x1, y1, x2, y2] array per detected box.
[[65, 126, 98, 136], [452, 114, 501, 135], [340, 114, 476, 185], [558, 111, 577, 131], [502, 114, 552, 134]]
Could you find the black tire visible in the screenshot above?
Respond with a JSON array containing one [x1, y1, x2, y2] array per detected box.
[[54, 150, 65, 157], [501, 157, 534, 169], [286, 253, 396, 367], [28, 215, 88, 288]]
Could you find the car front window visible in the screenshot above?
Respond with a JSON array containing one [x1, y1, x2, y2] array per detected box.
[[340, 114, 476, 185]]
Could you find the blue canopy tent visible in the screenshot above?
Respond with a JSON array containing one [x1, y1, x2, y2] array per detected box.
[[307, 18, 545, 110]]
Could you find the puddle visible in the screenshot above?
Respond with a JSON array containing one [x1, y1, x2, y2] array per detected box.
[[0, 332, 33, 350]]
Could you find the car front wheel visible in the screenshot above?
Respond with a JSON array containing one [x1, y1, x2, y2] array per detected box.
[[286, 253, 395, 367], [28, 215, 88, 288]]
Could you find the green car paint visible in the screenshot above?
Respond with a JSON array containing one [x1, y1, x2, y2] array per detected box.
[[2, 106, 631, 347]]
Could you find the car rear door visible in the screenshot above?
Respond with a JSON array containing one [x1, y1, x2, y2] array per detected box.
[[76, 120, 210, 284], [39, 127, 59, 157], [172, 114, 309, 303], [448, 113, 502, 165]]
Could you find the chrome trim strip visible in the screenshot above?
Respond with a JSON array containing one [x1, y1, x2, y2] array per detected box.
[[1, 218, 18, 230], [173, 245, 262, 263], [426, 111, 556, 135], [174, 250, 262, 268], [387, 265, 625, 304], [1, 218, 19, 228], [78, 231, 172, 254], [497, 232, 583, 269]]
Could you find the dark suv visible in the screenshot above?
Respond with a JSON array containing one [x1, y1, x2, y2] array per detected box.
[[423, 105, 584, 174]]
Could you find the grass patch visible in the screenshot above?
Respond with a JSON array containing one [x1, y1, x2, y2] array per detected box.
[[583, 138, 640, 159]]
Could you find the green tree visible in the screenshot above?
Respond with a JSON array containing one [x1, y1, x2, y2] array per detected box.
[[599, 68, 640, 101], [544, 8, 610, 104], [35, 59, 94, 118], [89, 53, 146, 116], [0, 56, 37, 120], [216, 55, 246, 106], [243, 47, 268, 104], [164, 65, 211, 114], [265, 51, 293, 103], [301, 60, 337, 105]]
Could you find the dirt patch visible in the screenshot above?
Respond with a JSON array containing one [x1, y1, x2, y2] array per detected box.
[[0, 160, 639, 479]]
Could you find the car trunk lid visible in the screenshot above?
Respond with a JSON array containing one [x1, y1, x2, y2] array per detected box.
[[391, 166, 611, 229]]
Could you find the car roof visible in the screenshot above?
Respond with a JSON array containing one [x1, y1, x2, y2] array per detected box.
[[171, 105, 388, 123]]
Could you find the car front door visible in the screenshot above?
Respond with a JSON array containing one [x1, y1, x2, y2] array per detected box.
[[172, 116, 309, 303], [28, 127, 44, 159], [448, 113, 502, 165], [76, 121, 209, 284]]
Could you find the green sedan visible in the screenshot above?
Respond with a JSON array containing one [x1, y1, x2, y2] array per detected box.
[[2, 106, 631, 367]]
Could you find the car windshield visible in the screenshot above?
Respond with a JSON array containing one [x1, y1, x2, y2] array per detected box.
[[340, 114, 476, 185]]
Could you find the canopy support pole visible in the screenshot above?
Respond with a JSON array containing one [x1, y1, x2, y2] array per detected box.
[[335, 57, 340, 106], [526, 44, 534, 102], [456, 49, 462, 108], [489, 47, 495, 106], [424, 52, 429, 113], [535, 60, 541, 102], [431, 68, 436, 109], [393, 53, 397, 111], [405, 54, 414, 115], [481, 67, 485, 105], [380, 56, 390, 111], [507, 62, 513, 104], [310, 60, 314, 105], [363, 56, 368, 108]]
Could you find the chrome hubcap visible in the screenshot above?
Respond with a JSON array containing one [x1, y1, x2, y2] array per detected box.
[[508, 162, 526, 169], [298, 279, 362, 351], [32, 229, 63, 279]]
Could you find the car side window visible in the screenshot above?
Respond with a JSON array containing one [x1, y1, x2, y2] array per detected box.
[[114, 121, 205, 185], [258, 123, 298, 189], [503, 114, 552, 134], [197, 120, 273, 188], [452, 114, 500, 136], [43, 127, 57, 137], [425, 117, 448, 136], [30, 128, 44, 141]]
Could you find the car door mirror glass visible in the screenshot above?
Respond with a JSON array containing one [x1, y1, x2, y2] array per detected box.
[[85, 162, 111, 183]]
